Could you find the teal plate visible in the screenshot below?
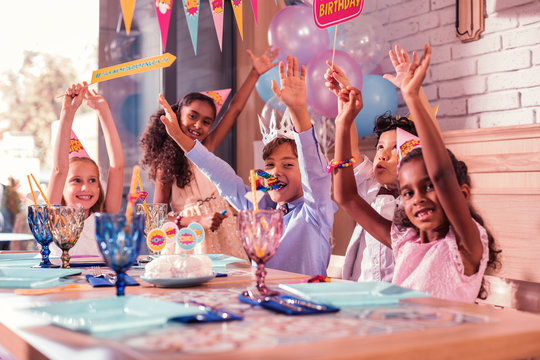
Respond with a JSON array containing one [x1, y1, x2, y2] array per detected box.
[[278, 281, 431, 308], [0, 268, 82, 288], [28, 295, 204, 333]]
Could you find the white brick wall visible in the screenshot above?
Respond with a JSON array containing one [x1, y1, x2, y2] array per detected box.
[[363, 0, 540, 128]]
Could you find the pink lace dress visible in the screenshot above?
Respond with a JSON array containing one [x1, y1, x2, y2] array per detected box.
[[161, 161, 248, 261], [391, 221, 489, 303]]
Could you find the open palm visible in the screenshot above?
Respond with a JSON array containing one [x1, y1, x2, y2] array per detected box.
[[271, 56, 306, 109]]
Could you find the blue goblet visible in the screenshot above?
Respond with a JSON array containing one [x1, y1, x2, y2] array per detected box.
[[95, 213, 145, 296], [27, 205, 59, 268]]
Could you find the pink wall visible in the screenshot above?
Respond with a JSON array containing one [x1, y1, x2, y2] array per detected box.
[[363, 0, 540, 130]]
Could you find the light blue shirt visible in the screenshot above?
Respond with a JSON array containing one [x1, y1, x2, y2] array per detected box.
[[186, 128, 336, 276]]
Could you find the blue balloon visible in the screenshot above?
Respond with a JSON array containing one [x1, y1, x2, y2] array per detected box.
[[255, 66, 280, 103], [355, 75, 398, 137]]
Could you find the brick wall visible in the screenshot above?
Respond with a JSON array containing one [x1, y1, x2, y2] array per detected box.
[[362, 0, 540, 130]]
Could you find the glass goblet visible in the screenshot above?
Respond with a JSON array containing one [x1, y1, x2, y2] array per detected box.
[[136, 203, 167, 254], [27, 205, 59, 268], [47, 206, 85, 268], [95, 212, 145, 296], [237, 209, 283, 296]]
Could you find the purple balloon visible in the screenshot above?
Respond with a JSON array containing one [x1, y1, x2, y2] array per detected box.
[[306, 50, 363, 118], [268, 5, 329, 66]]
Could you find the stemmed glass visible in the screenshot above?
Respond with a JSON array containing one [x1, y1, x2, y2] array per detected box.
[[27, 205, 59, 268], [47, 206, 85, 268], [237, 209, 283, 296], [95, 212, 144, 296], [136, 203, 167, 254]]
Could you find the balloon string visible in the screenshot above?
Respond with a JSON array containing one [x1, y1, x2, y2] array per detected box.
[[331, 25, 338, 69]]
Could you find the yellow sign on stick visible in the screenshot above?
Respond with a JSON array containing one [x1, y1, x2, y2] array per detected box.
[[90, 53, 176, 84]]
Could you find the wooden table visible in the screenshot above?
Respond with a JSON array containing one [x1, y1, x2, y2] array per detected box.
[[1, 262, 540, 360]]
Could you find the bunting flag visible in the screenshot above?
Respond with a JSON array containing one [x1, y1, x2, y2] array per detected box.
[[208, 0, 224, 52], [90, 53, 176, 84], [250, 0, 258, 24], [201, 88, 231, 114], [120, 0, 136, 35], [231, 0, 244, 40], [182, 0, 200, 54], [69, 130, 90, 159], [155, 0, 173, 52]]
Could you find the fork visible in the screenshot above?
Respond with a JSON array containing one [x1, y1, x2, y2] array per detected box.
[[245, 288, 304, 312], [91, 266, 116, 283]]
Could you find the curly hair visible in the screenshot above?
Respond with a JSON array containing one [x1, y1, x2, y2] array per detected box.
[[394, 148, 501, 300], [139, 92, 216, 188], [373, 112, 417, 140], [61, 157, 105, 214]]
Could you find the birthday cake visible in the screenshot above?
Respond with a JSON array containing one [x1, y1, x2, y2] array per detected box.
[[143, 255, 212, 279]]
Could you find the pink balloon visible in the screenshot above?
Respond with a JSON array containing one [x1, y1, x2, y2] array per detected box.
[[268, 5, 329, 66], [306, 50, 363, 118]]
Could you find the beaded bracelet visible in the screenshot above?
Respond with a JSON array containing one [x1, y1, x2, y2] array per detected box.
[[326, 157, 356, 173], [174, 213, 183, 228]]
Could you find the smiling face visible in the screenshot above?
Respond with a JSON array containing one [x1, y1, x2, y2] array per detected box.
[[398, 157, 449, 241], [373, 130, 399, 189], [178, 99, 215, 142], [62, 160, 101, 217], [263, 142, 303, 205]]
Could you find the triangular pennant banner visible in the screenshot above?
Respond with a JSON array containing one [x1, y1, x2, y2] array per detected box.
[[231, 0, 244, 40], [208, 0, 224, 52], [120, 0, 136, 35], [69, 130, 90, 159], [155, 0, 173, 52], [201, 88, 231, 114], [250, 0, 258, 24], [182, 0, 200, 54]]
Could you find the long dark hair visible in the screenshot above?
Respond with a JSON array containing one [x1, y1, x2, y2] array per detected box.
[[394, 148, 501, 300], [139, 92, 216, 188]]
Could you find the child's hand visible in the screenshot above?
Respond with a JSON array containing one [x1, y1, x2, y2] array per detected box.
[[401, 43, 432, 97], [324, 61, 351, 96], [158, 94, 183, 140], [336, 87, 363, 127], [62, 83, 86, 113], [383, 44, 414, 88], [197, 212, 227, 231], [247, 45, 280, 75], [83, 82, 107, 111], [271, 56, 306, 110]]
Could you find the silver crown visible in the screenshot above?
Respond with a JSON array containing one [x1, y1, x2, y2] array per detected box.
[[258, 108, 295, 145]]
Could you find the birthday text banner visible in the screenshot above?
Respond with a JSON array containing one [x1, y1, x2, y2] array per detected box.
[[90, 53, 176, 84], [313, 0, 364, 28]]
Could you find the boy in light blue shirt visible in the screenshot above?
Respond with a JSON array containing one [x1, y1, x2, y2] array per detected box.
[[158, 56, 336, 276]]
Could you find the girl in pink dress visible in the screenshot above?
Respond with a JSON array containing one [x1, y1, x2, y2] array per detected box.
[[332, 44, 500, 303]]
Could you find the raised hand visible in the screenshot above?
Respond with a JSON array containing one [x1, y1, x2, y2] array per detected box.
[[247, 45, 280, 75], [383, 44, 414, 88], [336, 87, 363, 128], [83, 82, 107, 111], [62, 83, 86, 113], [401, 43, 432, 97], [158, 94, 182, 140], [271, 56, 306, 110], [324, 61, 351, 96]]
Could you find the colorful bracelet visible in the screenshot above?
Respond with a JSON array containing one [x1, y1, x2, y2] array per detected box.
[[327, 157, 356, 173], [174, 213, 183, 228]]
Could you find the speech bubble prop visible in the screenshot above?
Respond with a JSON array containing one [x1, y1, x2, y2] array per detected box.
[[188, 222, 205, 244], [313, 0, 364, 29], [90, 53, 176, 84], [147, 228, 167, 253], [177, 228, 197, 251], [161, 221, 179, 244]]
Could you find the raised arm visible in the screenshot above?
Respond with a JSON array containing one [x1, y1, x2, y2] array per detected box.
[[333, 87, 393, 248], [270, 56, 311, 132], [83, 85, 124, 213], [400, 44, 482, 267], [48, 83, 85, 204], [204, 45, 279, 151]]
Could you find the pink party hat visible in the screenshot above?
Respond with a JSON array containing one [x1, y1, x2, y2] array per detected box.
[[202, 88, 231, 114], [69, 130, 90, 159], [396, 127, 421, 160]]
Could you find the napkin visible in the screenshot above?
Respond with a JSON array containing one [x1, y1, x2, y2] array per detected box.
[[85, 274, 139, 287], [238, 294, 340, 316], [170, 302, 242, 323]]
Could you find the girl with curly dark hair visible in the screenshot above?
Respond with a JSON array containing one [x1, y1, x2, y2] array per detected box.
[[140, 46, 279, 259]]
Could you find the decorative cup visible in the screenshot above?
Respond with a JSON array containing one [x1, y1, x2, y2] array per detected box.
[[136, 203, 167, 253], [47, 206, 85, 268], [28, 205, 58, 268]]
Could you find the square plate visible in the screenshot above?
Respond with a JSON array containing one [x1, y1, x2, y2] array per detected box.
[[0, 268, 83, 288], [27, 295, 204, 333], [279, 281, 430, 308]]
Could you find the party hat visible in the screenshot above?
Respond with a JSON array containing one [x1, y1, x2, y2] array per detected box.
[[201, 88, 231, 115], [396, 127, 421, 160], [69, 130, 90, 159], [258, 108, 295, 145]]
